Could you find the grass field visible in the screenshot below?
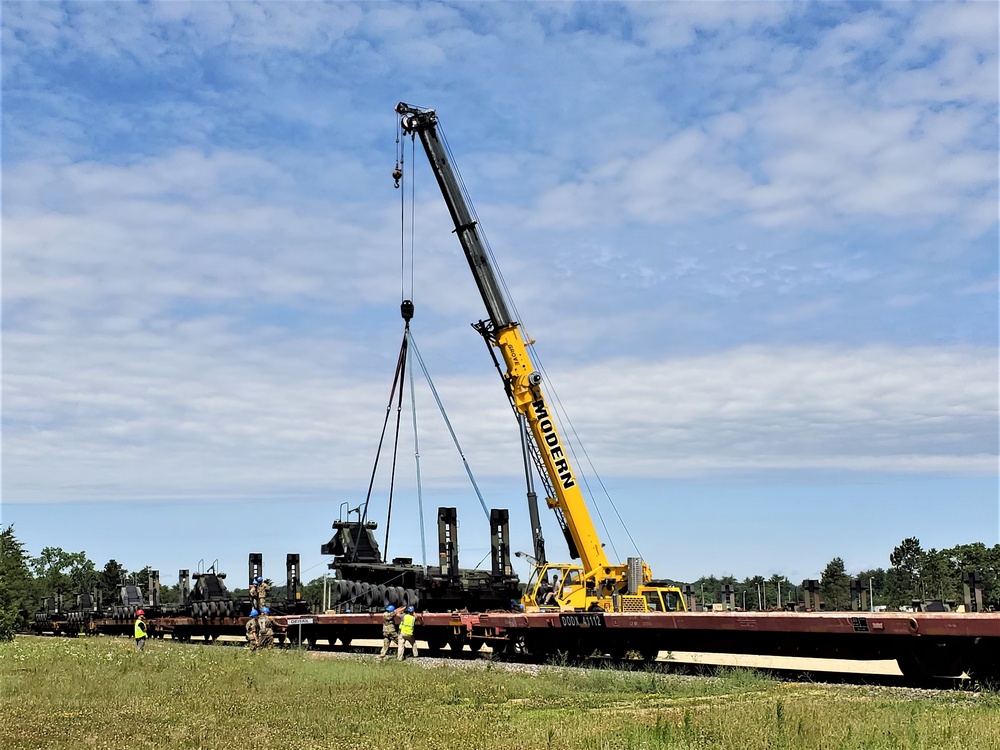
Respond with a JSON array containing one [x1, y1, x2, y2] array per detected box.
[[3, 636, 999, 750]]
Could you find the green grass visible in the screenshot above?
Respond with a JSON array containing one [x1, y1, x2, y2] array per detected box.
[[3, 636, 999, 750]]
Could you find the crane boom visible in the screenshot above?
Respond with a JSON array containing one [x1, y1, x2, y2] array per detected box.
[[396, 103, 684, 612], [396, 103, 613, 573]]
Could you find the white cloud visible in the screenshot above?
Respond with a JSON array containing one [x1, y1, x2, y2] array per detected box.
[[520, 3, 998, 236], [4, 334, 995, 505], [2, 1, 995, 523]]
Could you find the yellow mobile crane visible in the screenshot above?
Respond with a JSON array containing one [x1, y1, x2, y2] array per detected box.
[[396, 103, 684, 614]]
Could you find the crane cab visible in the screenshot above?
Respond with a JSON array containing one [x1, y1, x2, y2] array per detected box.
[[636, 585, 686, 612], [521, 564, 589, 611], [522, 564, 687, 613]]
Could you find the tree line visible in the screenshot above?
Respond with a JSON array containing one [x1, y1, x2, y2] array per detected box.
[[686, 537, 1000, 611], [0, 525, 198, 639], [3, 524, 998, 640]]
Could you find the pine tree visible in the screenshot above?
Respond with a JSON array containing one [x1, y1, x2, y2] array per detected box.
[[820, 557, 850, 610], [0, 526, 35, 639]]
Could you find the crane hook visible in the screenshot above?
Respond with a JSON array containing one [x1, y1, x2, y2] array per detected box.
[[401, 299, 414, 321], [392, 162, 403, 189]]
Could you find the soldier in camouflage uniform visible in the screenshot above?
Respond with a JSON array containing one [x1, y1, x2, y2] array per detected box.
[[377, 605, 398, 661], [245, 609, 260, 652], [257, 578, 271, 609], [248, 578, 259, 610], [257, 606, 274, 649]]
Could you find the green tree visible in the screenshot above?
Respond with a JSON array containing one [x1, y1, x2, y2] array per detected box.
[[887, 537, 924, 608], [767, 574, 793, 608], [158, 583, 182, 605], [921, 548, 960, 604], [98, 559, 128, 604], [945, 542, 1000, 608], [30, 547, 95, 608], [0, 526, 35, 639], [69, 557, 98, 595], [692, 575, 721, 608], [301, 576, 326, 610], [131, 565, 153, 587], [856, 568, 887, 608], [820, 557, 850, 610], [740, 576, 766, 610]]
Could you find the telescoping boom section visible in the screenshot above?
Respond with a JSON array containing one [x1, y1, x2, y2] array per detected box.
[[395, 102, 682, 613]]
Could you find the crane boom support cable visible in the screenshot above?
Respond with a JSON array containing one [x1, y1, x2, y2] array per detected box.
[[406, 330, 490, 520], [381, 329, 409, 558], [356, 328, 410, 560], [407, 342, 428, 573]]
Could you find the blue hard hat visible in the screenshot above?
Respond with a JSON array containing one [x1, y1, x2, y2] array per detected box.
[[386, 605, 395, 612], [262, 607, 269, 613], [249, 609, 259, 617], [255, 576, 263, 584], [406, 606, 414, 613]]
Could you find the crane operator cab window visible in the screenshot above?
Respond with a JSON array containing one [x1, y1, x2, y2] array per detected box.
[[643, 589, 681, 612], [661, 591, 681, 612], [526, 568, 558, 607]]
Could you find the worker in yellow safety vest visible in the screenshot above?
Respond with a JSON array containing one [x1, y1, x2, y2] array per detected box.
[[396, 606, 418, 661], [134, 610, 148, 652]]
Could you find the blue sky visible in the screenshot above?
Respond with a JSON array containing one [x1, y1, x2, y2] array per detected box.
[[2, 1, 997, 590]]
